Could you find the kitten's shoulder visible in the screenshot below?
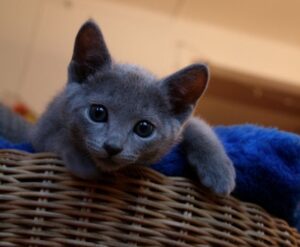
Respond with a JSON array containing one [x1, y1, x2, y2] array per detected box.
[[29, 88, 69, 151]]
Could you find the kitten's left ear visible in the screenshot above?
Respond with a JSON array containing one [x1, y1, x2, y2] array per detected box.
[[68, 20, 112, 83], [163, 64, 209, 121]]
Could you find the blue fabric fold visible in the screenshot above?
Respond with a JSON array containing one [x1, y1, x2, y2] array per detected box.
[[215, 125, 300, 228], [0, 137, 34, 152], [1, 124, 300, 230]]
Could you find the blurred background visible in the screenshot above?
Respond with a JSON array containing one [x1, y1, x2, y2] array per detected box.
[[0, 0, 300, 133]]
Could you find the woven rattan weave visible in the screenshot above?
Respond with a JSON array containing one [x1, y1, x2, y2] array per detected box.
[[0, 149, 299, 247]]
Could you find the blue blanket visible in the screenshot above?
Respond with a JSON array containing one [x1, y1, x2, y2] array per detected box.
[[1, 124, 300, 230]]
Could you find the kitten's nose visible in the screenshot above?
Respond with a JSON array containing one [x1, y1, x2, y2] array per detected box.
[[103, 143, 123, 156]]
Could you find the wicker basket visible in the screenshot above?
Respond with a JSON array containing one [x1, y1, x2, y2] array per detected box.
[[0, 150, 299, 247]]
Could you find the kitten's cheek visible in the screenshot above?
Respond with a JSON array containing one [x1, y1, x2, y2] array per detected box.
[[86, 144, 108, 159]]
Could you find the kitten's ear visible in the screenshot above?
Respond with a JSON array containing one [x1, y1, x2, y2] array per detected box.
[[68, 20, 112, 83], [163, 64, 209, 120]]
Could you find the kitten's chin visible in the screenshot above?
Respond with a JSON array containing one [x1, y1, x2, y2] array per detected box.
[[93, 157, 127, 172]]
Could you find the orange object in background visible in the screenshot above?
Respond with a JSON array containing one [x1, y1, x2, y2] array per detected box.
[[12, 102, 36, 123], [1, 92, 36, 123]]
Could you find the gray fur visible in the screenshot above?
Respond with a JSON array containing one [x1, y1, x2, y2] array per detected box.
[[28, 20, 235, 195], [182, 118, 236, 194], [30, 63, 183, 177], [0, 103, 32, 143]]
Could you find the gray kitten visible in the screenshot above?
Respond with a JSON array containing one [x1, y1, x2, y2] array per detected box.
[[27, 21, 235, 195]]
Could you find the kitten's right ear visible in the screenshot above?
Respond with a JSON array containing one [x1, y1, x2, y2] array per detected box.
[[68, 20, 112, 83], [163, 64, 209, 122]]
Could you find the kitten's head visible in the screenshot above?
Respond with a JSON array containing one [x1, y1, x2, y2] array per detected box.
[[64, 21, 209, 173]]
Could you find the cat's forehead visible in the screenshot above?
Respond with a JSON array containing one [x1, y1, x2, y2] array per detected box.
[[92, 63, 157, 84], [83, 63, 168, 113], [86, 64, 158, 94], [113, 63, 157, 81]]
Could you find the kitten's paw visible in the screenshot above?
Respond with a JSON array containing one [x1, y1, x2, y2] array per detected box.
[[188, 152, 236, 195]]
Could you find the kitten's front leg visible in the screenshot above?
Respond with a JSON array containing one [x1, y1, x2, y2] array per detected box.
[[182, 117, 236, 195]]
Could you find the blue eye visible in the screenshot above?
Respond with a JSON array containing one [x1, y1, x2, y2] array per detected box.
[[134, 120, 154, 138], [89, 104, 108, 122]]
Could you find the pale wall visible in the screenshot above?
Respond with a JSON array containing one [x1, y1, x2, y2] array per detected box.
[[0, 0, 300, 113]]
